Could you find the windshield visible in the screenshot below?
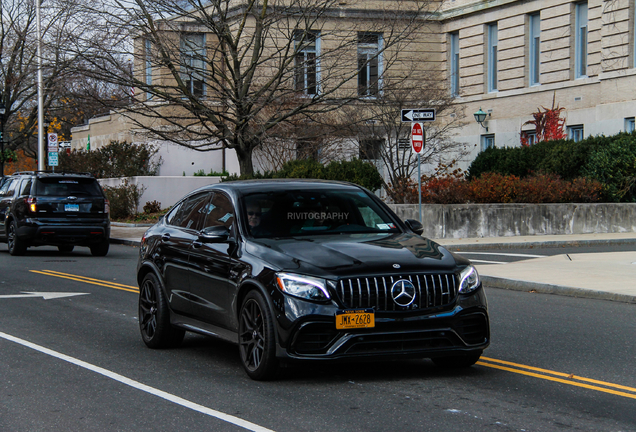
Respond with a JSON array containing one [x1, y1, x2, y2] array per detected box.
[[36, 178, 103, 197], [243, 189, 400, 238]]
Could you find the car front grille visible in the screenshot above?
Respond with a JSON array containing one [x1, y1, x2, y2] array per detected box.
[[335, 273, 458, 311]]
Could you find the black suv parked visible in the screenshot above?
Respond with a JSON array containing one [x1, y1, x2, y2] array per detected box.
[[0, 171, 110, 256]]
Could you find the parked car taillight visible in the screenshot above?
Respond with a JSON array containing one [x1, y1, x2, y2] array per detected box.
[[105, 198, 110, 214], [26, 197, 37, 213]]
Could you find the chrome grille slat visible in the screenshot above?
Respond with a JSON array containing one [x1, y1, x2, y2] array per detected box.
[[336, 273, 458, 311]]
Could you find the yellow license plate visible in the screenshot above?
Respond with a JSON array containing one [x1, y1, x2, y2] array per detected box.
[[335, 309, 375, 330]]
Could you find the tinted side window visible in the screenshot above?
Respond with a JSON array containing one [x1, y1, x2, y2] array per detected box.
[[164, 201, 183, 225], [203, 192, 235, 229], [0, 178, 13, 197], [172, 193, 210, 230], [4, 178, 20, 197], [19, 178, 33, 196]]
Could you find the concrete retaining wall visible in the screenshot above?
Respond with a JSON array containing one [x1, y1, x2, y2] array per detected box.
[[388, 203, 636, 238], [99, 176, 222, 213]]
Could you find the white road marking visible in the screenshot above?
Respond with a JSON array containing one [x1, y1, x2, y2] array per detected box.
[[0, 331, 275, 432], [470, 259, 508, 265], [456, 252, 547, 258], [0, 292, 89, 300]]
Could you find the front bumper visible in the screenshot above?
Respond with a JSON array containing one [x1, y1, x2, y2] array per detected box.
[[273, 287, 490, 361]]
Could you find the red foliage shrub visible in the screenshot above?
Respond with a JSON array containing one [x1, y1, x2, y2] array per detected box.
[[415, 172, 603, 204], [421, 176, 468, 203]]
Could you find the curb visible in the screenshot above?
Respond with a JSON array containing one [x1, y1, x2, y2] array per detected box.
[[482, 276, 636, 304], [111, 222, 154, 227], [442, 237, 636, 252], [110, 238, 141, 247]]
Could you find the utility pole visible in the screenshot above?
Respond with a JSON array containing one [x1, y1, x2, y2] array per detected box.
[[36, 0, 45, 171]]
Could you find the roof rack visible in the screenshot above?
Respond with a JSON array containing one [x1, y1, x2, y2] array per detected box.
[[12, 170, 94, 177]]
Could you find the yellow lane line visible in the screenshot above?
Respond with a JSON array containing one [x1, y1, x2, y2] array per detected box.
[[481, 356, 636, 393], [30, 270, 139, 294], [478, 359, 636, 400], [38, 270, 139, 290]]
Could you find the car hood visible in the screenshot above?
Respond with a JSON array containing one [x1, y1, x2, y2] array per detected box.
[[247, 233, 461, 278]]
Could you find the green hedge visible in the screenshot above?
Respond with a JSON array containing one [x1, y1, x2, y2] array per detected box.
[[466, 132, 636, 201], [58, 141, 161, 178], [222, 158, 383, 191]]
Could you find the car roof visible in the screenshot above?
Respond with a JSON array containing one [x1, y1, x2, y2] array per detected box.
[[202, 179, 366, 195]]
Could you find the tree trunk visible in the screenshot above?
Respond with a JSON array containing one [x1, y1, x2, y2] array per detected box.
[[236, 145, 255, 176]]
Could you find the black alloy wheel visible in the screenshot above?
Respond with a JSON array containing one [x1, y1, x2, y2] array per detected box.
[[239, 291, 278, 380], [431, 350, 483, 368], [138, 273, 184, 349], [7, 220, 26, 256]]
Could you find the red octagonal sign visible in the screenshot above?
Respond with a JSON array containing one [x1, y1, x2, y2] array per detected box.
[[411, 122, 423, 154]]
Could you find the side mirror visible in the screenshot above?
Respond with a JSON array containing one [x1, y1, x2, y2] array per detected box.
[[199, 225, 230, 243], [404, 219, 424, 236]]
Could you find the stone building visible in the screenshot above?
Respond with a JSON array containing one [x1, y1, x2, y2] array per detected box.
[[71, 0, 634, 178], [441, 0, 636, 166]]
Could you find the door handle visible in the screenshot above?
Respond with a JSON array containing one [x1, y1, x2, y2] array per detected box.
[[192, 241, 203, 248], [161, 233, 171, 242]]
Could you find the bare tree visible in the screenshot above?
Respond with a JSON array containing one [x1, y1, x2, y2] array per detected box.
[[0, 0, 121, 166], [79, 0, 438, 175], [339, 63, 470, 203]]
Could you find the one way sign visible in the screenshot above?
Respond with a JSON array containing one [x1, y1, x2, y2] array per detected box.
[[401, 109, 436, 122]]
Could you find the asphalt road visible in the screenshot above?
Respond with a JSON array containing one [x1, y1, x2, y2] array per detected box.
[[0, 243, 635, 432]]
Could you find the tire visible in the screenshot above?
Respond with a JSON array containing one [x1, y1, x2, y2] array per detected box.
[[239, 290, 278, 380], [58, 245, 74, 253], [7, 220, 27, 256], [90, 239, 110, 256], [138, 272, 184, 349], [432, 350, 483, 368]]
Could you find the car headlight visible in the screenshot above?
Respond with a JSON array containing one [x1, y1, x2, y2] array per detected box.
[[459, 266, 480, 294], [275, 273, 331, 301]]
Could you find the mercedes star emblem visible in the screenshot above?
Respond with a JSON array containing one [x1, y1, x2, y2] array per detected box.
[[391, 279, 416, 307]]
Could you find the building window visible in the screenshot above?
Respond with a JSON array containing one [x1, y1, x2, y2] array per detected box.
[[296, 140, 320, 160], [575, 2, 588, 78], [568, 125, 584, 141], [359, 139, 383, 160], [294, 30, 319, 96], [450, 32, 460, 97], [358, 33, 382, 98], [181, 33, 205, 97], [481, 134, 495, 151], [487, 23, 498, 92], [625, 117, 635, 132], [522, 130, 537, 146], [529, 14, 541, 86], [145, 39, 153, 100]]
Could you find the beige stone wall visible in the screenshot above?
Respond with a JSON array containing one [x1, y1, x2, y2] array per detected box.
[[438, 0, 636, 172], [441, 0, 631, 96]]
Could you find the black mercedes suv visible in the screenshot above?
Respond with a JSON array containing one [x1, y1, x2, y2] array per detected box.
[[0, 171, 110, 256], [137, 179, 489, 380]]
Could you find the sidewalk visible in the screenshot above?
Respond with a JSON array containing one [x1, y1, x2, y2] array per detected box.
[[111, 224, 636, 304]]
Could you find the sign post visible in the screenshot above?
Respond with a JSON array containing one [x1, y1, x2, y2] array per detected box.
[[47, 133, 59, 170], [402, 109, 435, 225], [411, 123, 425, 223]]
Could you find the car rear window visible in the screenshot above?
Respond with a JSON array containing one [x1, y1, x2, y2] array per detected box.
[[35, 178, 103, 197]]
